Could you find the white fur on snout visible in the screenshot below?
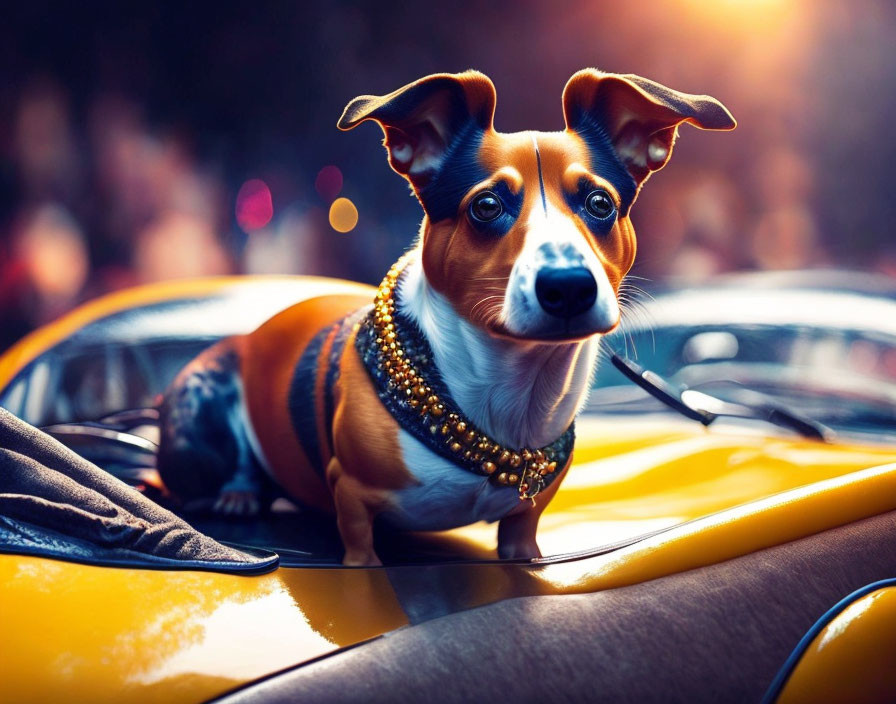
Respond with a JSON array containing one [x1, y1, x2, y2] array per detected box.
[[502, 203, 619, 339], [397, 252, 599, 449]]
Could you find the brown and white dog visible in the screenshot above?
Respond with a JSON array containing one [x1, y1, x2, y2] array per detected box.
[[157, 69, 734, 565]]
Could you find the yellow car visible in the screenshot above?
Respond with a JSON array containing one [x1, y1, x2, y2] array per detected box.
[[1, 271, 896, 703]]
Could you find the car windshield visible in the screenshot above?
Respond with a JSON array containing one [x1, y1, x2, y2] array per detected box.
[[591, 322, 896, 439], [1, 339, 216, 426]]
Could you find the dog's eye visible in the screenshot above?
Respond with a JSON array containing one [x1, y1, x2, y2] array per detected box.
[[585, 190, 615, 220], [470, 191, 503, 222]]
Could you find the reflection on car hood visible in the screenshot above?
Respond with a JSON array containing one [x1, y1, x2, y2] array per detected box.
[[435, 413, 896, 558]]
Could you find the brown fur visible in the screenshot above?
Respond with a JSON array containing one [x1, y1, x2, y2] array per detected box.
[[241, 293, 371, 512], [326, 336, 420, 565]]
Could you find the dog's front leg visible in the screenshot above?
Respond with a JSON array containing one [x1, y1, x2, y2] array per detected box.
[[497, 507, 543, 560], [328, 457, 383, 566], [497, 461, 571, 560], [213, 399, 262, 516]]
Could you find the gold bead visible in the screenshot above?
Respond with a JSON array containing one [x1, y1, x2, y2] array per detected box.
[[508, 474, 519, 484], [497, 472, 509, 485], [509, 454, 522, 468], [464, 430, 476, 445], [407, 369, 416, 379], [382, 315, 393, 323], [521, 449, 533, 461], [427, 395, 439, 406], [548, 461, 557, 473], [448, 413, 459, 423], [521, 483, 529, 493], [456, 421, 467, 434], [482, 461, 497, 475], [409, 398, 419, 407], [499, 451, 511, 465], [472, 452, 482, 462], [431, 404, 444, 417], [534, 449, 545, 462], [477, 441, 490, 452], [450, 442, 463, 453], [464, 450, 473, 460], [420, 405, 429, 415]]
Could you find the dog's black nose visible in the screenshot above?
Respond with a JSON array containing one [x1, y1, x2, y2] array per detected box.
[[535, 266, 597, 319]]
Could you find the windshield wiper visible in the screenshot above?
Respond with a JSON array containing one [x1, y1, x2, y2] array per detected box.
[[610, 353, 831, 442]]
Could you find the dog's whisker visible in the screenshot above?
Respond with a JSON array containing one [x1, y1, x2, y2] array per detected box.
[[470, 295, 505, 320], [617, 299, 657, 359]]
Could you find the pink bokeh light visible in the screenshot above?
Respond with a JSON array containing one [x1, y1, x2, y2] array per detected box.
[[236, 179, 274, 232], [314, 165, 343, 203]]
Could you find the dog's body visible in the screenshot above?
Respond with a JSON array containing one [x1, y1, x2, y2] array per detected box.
[[158, 70, 734, 565]]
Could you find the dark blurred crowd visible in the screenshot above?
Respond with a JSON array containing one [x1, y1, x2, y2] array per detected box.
[[2, 0, 895, 352]]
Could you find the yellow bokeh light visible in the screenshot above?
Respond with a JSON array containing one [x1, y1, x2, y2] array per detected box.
[[328, 197, 358, 233]]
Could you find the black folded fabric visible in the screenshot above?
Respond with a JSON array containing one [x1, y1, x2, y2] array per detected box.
[[0, 408, 277, 573]]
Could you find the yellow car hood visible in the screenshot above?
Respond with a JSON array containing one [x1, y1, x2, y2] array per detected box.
[[3, 414, 896, 704]]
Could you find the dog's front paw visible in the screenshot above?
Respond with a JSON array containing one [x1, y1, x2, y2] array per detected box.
[[213, 487, 261, 516], [497, 540, 542, 560], [342, 550, 383, 567]]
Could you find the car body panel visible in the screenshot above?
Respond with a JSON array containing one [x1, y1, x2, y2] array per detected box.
[[3, 426, 895, 703], [0, 275, 376, 395], [0, 556, 409, 704], [776, 585, 896, 704]]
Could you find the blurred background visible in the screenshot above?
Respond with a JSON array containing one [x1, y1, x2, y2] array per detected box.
[[2, 0, 895, 352]]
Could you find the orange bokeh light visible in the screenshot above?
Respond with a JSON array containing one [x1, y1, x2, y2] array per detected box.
[[328, 197, 358, 233]]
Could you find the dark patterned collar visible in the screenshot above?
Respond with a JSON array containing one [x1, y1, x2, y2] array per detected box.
[[354, 260, 574, 502]]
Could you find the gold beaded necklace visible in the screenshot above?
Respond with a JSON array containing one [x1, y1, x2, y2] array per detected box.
[[364, 257, 572, 502]]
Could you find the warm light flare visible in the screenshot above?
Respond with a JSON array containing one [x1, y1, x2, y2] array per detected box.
[[678, 0, 798, 32], [328, 197, 358, 233]]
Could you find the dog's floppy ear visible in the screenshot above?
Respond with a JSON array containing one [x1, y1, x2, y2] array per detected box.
[[338, 71, 496, 193], [563, 69, 735, 194]]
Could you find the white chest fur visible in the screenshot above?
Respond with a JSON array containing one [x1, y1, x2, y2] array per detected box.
[[381, 429, 522, 531]]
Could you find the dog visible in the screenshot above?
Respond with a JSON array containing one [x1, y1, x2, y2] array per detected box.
[[157, 69, 734, 565]]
